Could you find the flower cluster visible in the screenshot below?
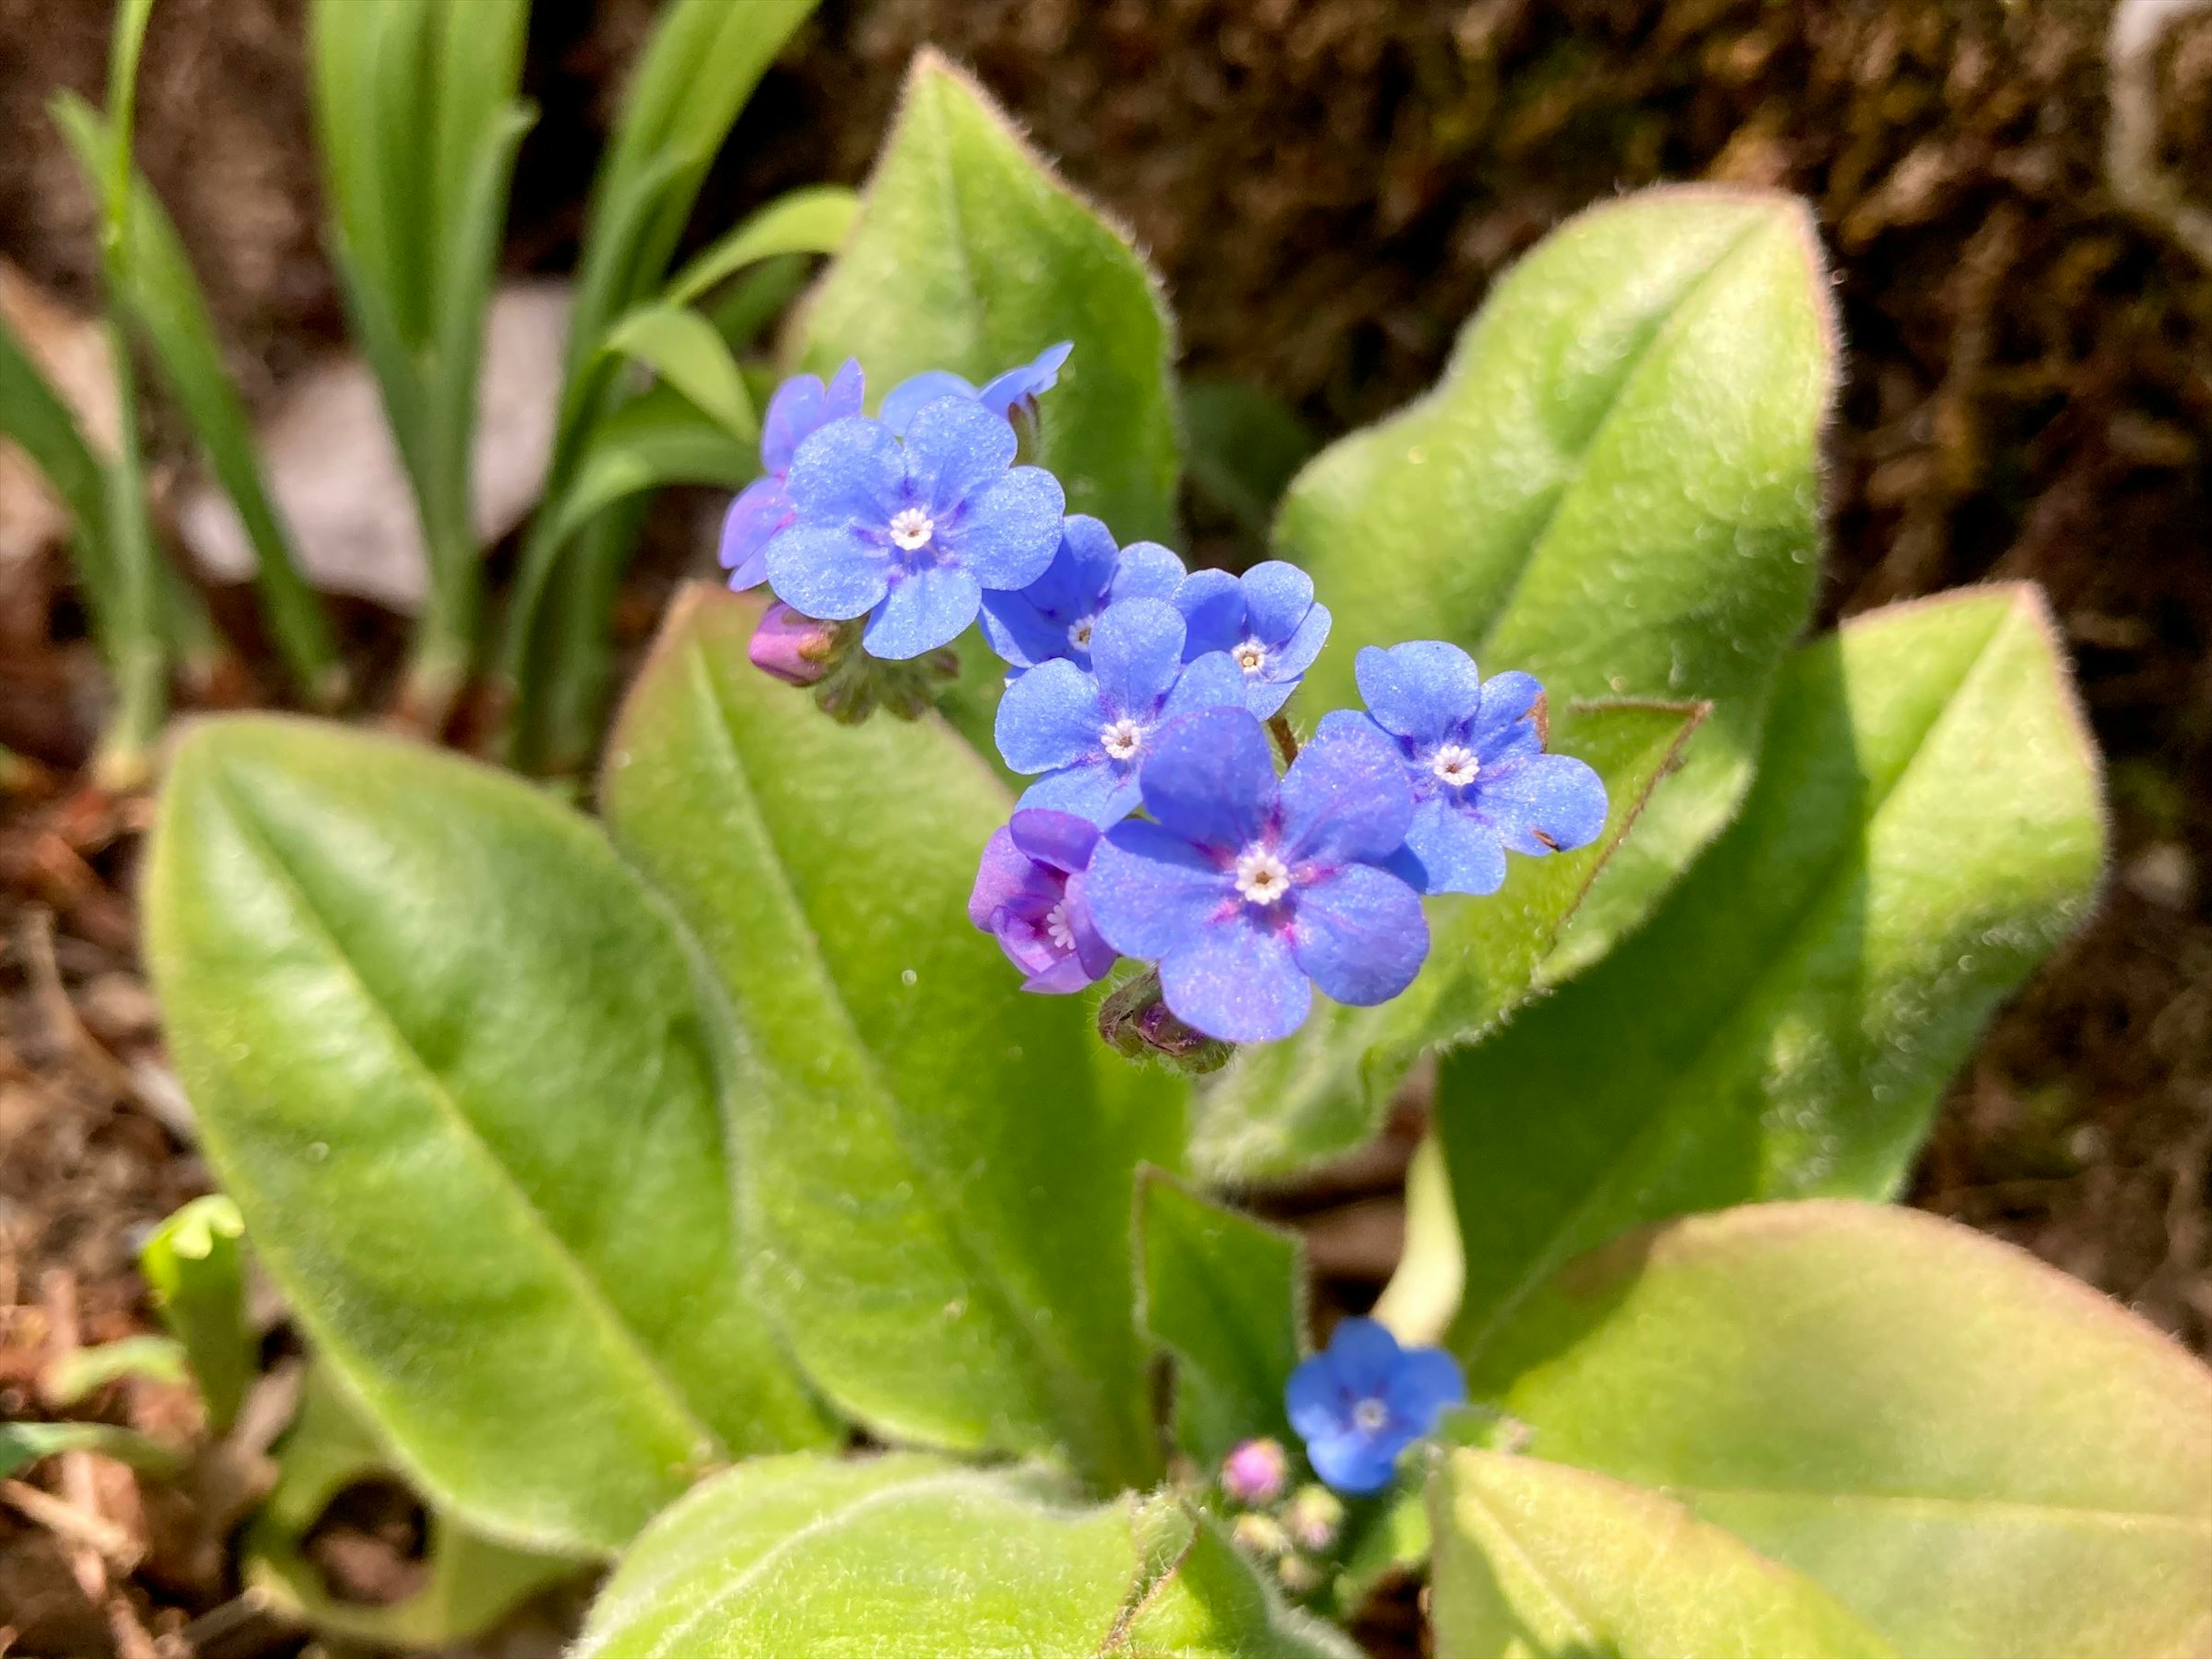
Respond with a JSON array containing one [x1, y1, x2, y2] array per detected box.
[[1286, 1317, 1465, 1495], [728, 344, 1608, 1047]]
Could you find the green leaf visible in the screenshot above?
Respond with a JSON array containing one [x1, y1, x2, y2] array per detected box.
[[1442, 586, 2106, 1361], [664, 185, 859, 308], [145, 717, 830, 1555], [1138, 1167, 1305, 1466], [41, 1334, 190, 1407], [1430, 1446, 1897, 1658], [546, 384, 756, 551], [575, 1451, 1358, 1658], [1193, 699, 1703, 1181], [1280, 186, 1835, 968], [139, 1194, 255, 1432], [0, 1419, 185, 1480], [601, 587, 1181, 1494], [0, 298, 107, 539], [1470, 1202, 2212, 1658], [604, 304, 757, 441], [796, 51, 1181, 544], [245, 1363, 575, 1645], [1181, 377, 1317, 545]]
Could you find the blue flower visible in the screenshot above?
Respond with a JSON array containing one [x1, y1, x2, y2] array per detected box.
[[720, 359, 865, 590], [1316, 642, 1607, 896], [763, 397, 1065, 660], [880, 342, 1075, 436], [1085, 708, 1428, 1043], [1285, 1318, 1465, 1495], [967, 809, 1118, 994], [994, 598, 1247, 827], [1174, 562, 1332, 718], [979, 515, 1186, 677]]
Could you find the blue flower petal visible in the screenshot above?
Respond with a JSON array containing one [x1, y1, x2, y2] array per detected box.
[[1006, 808, 1100, 876], [1110, 541, 1187, 602], [1291, 864, 1427, 1007], [1323, 1317, 1403, 1389], [1088, 819, 1234, 958], [1029, 516, 1121, 620], [785, 415, 907, 524], [995, 659, 1108, 774], [1240, 560, 1316, 643], [823, 358, 866, 421], [1173, 569, 1248, 658], [1017, 763, 1140, 830], [1354, 641, 1483, 745], [1135, 706, 1277, 852], [764, 524, 887, 620], [1313, 708, 1386, 747], [1286, 1351, 1345, 1441], [880, 369, 978, 438], [977, 591, 1069, 671], [1478, 751, 1609, 855], [760, 372, 827, 475], [1473, 668, 1544, 734], [1384, 1348, 1467, 1433], [950, 467, 1066, 590], [1401, 797, 1508, 896], [1270, 600, 1332, 679], [1159, 914, 1309, 1043], [967, 825, 1037, 931], [718, 476, 790, 589], [1244, 675, 1297, 720], [1162, 650, 1252, 724], [863, 565, 981, 659], [976, 340, 1073, 415], [1305, 1430, 1397, 1497], [1279, 728, 1415, 866], [1089, 598, 1187, 718], [1063, 869, 1119, 980], [904, 395, 1018, 512]]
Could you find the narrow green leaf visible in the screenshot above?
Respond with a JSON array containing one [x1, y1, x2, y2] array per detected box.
[[1443, 586, 2106, 1361], [0, 1419, 185, 1480], [1430, 1446, 1898, 1658], [0, 301, 107, 538], [575, 1452, 1357, 1658], [245, 1363, 574, 1645], [604, 305, 757, 442], [1282, 186, 1835, 968], [664, 185, 859, 308], [138, 1193, 255, 1432], [1193, 699, 1703, 1181], [1468, 1202, 2212, 1658], [601, 587, 1180, 1494], [546, 384, 756, 552], [41, 1335, 190, 1405], [146, 717, 831, 1554], [796, 50, 1181, 543], [1138, 1167, 1305, 1466]]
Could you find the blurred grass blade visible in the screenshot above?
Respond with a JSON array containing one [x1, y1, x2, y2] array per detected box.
[[664, 185, 858, 307], [1, 1419, 187, 1481], [0, 304, 108, 539], [604, 305, 757, 441], [546, 385, 755, 551], [54, 95, 343, 704], [140, 1194, 255, 1433], [41, 1334, 191, 1406]]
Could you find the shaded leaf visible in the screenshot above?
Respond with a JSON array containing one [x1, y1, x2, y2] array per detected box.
[[665, 185, 859, 308]]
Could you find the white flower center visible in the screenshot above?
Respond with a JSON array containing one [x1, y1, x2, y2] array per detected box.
[[1100, 717, 1146, 761], [1233, 846, 1292, 906], [1430, 743, 1480, 788], [889, 506, 935, 552], [1044, 900, 1076, 952], [1067, 613, 1097, 651], [1352, 1397, 1390, 1434], [1232, 638, 1268, 675]]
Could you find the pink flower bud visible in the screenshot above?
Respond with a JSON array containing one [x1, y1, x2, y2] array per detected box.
[[748, 603, 840, 688], [1221, 1437, 1290, 1506], [1285, 1483, 1344, 1552]]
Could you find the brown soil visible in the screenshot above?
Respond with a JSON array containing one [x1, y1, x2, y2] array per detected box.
[[2, 1, 2210, 1653]]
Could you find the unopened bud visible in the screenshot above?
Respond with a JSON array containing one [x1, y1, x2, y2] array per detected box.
[[1230, 1512, 1290, 1558], [1220, 1437, 1289, 1506], [1275, 1554, 1324, 1595], [1097, 969, 1233, 1075], [748, 603, 840, 688], [1284, 1484, 1344, 1552]]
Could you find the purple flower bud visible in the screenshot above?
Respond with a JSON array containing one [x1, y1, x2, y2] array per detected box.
[[967, 809, 1118, 994], [748, 603, 842, 688], [1221, 1437, 1290, 1506]]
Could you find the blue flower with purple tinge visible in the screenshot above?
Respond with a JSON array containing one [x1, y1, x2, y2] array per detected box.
[[980, 515, 1186, 677], [720, 359, 865, 591], [1317, 641, 1607, 897], [994, 597, 1248, 828], [880, 342, 1075, 437], [1085, 708, 1429, 1043], [967, 809, 1118, 994], [1173, 562, 1332, 718], [762, 397, 1065, 660], [1286, 1318, 1465, 1495]]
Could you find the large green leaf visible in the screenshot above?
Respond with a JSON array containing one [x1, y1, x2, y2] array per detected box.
[[1193, 699, 1702, 1180], [575, 1452, 1358, 1658], [145, 717, 830, 1555], [1138, 1168, 1304, 1466], [1430, 1446, 1897, 1658], [1280, 186, 1835, 968], [795, 50, 1181, 545], [600, 587, 1180, 1493], [1469, 1202, 2212, 1657], [1442, 586, 2105, 1361]]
